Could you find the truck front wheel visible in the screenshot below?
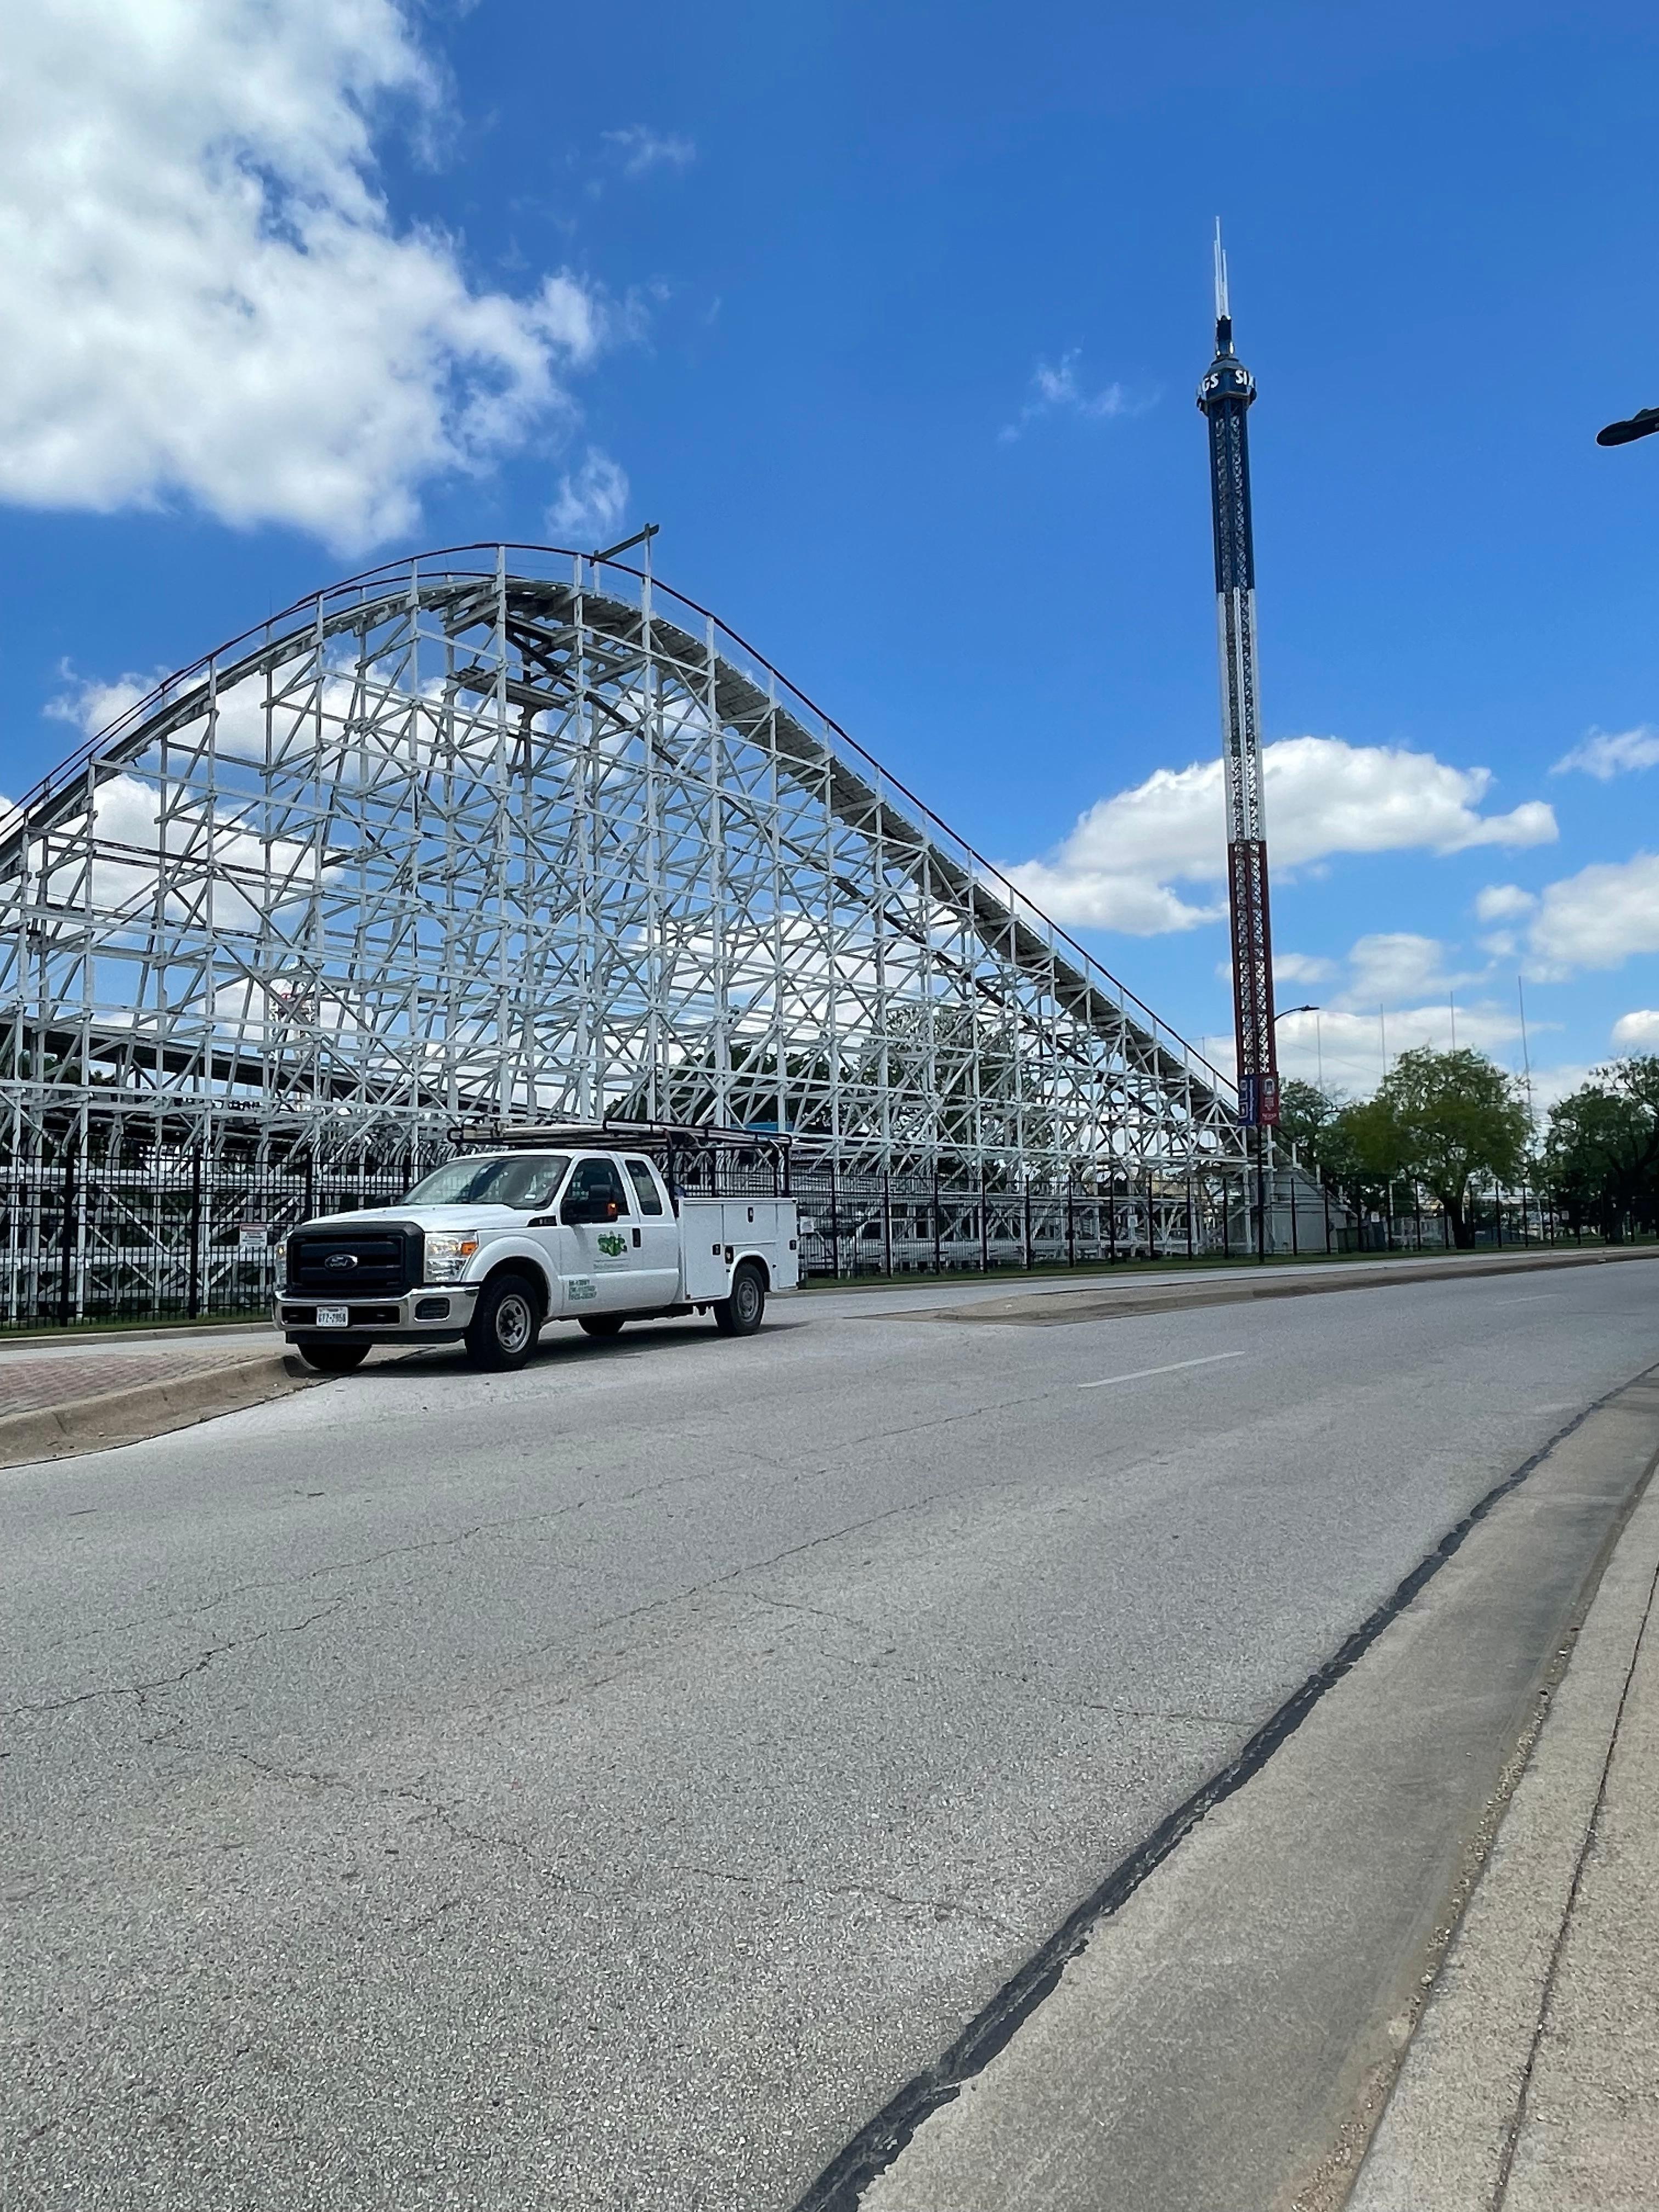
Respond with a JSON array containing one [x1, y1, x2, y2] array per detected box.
[[466, 1273, 540, 1370], [713, 1262, 765, 1338], [294, 1338, 370, 1373]]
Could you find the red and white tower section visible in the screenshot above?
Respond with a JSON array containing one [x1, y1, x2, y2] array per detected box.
[[1198, 227, 1279, 1128]]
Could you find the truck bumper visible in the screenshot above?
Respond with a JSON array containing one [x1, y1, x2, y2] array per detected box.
[[275, 1284, 480, 1344]]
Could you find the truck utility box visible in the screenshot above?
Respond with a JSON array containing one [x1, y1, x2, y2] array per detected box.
[[275, 1121, 800, 1374], [681, 1199, 796, 1302]]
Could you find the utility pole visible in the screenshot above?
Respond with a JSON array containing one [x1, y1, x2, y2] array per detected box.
[[1199, 225, 1279, 1259]]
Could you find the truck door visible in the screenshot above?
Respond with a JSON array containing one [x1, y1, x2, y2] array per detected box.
[[558, 1156, 637, 1313], [622, 1156, 682, 1310]]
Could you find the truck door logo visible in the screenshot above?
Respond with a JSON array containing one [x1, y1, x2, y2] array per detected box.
[[596, 1232, 627, 1258]]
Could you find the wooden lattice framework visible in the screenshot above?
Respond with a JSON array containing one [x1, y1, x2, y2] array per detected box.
[[0, 546, 1245, 1192]]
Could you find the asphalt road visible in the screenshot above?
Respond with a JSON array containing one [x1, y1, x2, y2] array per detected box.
[[5, 1259, 1658, 2211]]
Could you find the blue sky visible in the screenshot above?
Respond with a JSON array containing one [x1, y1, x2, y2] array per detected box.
[[5, 0, 1659, 1104]]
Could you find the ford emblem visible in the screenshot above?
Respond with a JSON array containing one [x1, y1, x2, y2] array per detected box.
[[324, 1252, 358, 1270]]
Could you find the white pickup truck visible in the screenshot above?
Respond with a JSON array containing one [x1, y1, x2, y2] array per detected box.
[[275, 1142, 799, 1373]]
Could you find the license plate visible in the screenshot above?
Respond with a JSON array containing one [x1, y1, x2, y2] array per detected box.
[[316, 1305, 350, 1327]]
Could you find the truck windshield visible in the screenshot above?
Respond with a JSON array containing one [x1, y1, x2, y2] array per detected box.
[[403, 1154, 570, 1210]]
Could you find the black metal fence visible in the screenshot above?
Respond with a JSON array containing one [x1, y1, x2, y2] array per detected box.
[[0, 1152, 411, 1330], [1333, 1183, 1578, 1255], [772, 1165, 1245, 1280], [5, 1138, 1597, 1334], [0, 1143, 1252, 1330]]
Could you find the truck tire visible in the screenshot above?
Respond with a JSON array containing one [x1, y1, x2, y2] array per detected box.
[[713, 1261, 765, 1338], [294, 1338, 370, 1373], [578, 1315, 625, 1339], [466, 1273, 540, 1370]]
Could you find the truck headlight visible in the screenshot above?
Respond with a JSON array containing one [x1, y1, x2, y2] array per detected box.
[[425, 1231, 479, 1283]]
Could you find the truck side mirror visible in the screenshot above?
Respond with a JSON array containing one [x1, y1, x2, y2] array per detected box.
[[560, 1192, 622, 1226]]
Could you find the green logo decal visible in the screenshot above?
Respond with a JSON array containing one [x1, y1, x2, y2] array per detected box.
[[596, 1231, 627, 1257]]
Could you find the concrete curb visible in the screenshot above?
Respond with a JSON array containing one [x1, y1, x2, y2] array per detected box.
[[0, 1352, 323, 1470], [894, 1244, 1659, 1329], [813, 1242, 1650, 1302]]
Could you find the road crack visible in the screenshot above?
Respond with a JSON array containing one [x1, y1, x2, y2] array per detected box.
[[6, 1598, 352, 1720]]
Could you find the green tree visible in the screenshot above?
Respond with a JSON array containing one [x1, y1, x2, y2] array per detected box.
[[1317, 1093, 1407, 1222], [1373, 1045, 1529, 1248], [1269, 1080, 1400, 1223], [1276, 1077, 1339, 1159], [1543, 1057, 1659, 1242]]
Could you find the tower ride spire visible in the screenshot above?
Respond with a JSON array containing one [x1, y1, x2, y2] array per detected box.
[[1198, 223, 1279, 1128]]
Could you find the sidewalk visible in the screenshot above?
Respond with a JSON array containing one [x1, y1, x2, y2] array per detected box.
[[0, 1331, 276, 1412], [1350, 1457, 1659, 2209], [0, 1327, 316, 1466]]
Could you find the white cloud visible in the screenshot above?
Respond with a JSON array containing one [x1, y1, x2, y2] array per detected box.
[[1206, 924, 1569, 1105], [1526, 1064, 1592, 1111], [1273, 1001, 1528, 1099], [1215, 951, 1335, 989], [546, 449, 629, 543], [45, 662, 168, 737], [1275, 951, 1336, 985], [1000, 351, 1141, 442], [602, 126, 696, 179], [1340, 932, 1483, 1009], [1551, 725, 1659, 780], [0, 0, 611, 550], [1475, 883, 1537, 924], [1011, 736, 1557, 935], [1527, 853, 1659, 974], [1611, 1009, 1659, 1050]]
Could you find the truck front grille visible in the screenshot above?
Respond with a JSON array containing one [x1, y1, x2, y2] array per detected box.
[[286, 1222, 422, 1298]]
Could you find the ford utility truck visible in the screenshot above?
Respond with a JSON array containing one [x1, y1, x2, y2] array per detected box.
[[276, 1132, 798, 1373]]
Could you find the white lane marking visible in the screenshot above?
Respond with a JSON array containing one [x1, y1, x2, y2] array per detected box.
[[1077, 1350, 1248, 1391]]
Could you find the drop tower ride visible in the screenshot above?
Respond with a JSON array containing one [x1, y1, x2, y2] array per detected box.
[[1198, 224, 1279, 1129]]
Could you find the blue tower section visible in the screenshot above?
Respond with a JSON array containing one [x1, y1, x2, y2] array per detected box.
[[1198, 227, 1279, 1128]]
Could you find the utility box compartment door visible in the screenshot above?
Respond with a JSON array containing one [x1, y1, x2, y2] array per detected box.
[[724, 1200, 800, 1291], [680, 1200, 730, 1301]]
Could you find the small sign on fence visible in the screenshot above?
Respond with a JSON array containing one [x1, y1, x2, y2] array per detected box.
[[238, 1221, 269, 1255]]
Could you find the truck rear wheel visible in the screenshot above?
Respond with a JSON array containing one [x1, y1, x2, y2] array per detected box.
[[578, 1316, 625, 1339], [466, 1273, 540, 1370], [713, 1262, 765, 1338]]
